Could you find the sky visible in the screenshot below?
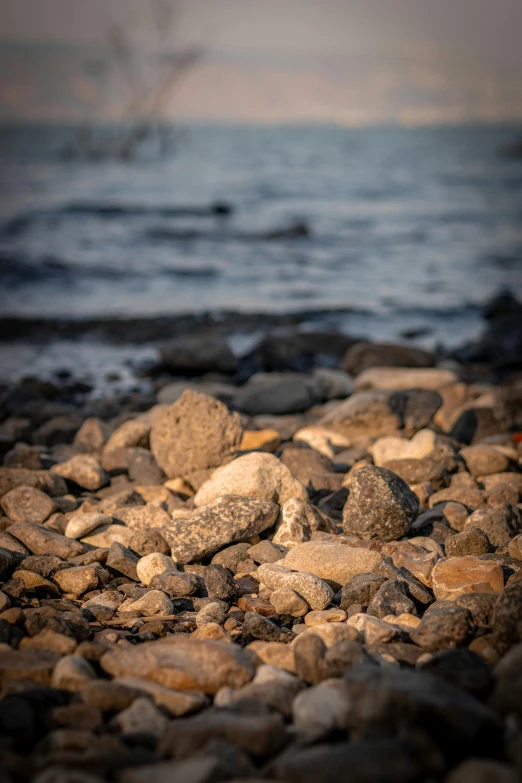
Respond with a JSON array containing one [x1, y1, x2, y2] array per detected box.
[[1, 0, 522, 124]]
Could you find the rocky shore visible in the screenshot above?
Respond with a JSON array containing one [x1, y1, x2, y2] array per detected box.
[[1, 308, 522, 783]]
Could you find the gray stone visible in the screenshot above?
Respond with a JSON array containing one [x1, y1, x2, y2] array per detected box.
[[234, 373, 320, 415]]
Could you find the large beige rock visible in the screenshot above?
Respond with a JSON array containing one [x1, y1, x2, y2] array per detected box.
[[280, 538, 382, 590], [194, 452, 307, 507], [150, 391, 243, 480], [319, 391, 401, 441], [431, 556, 504, 601], [50, 454, 108, 491], [163, 494, 279, 564], [460, 445, 510, 477], [257, 563, 333, 610], [100, 637, 255, 695], [273, 497, 333, 549], [292, 426, 351, 459], [370, 429, 436, 467], [65, 512, 112, 540], [354, 367, 457, 391]]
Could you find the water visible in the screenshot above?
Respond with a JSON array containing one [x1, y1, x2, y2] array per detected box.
[[0, 123, 521, 388]]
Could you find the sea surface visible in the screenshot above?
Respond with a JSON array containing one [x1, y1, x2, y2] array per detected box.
[[0, 123, 521, 390]]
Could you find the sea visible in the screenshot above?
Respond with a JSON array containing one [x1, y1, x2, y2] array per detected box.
[[0, 123, 521, 393]]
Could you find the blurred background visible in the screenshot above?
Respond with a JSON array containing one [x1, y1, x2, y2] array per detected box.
[[0, 0, 521, 394]]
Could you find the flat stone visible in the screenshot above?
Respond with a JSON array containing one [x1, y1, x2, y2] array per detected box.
[[247, 640, 296, 673], [342, 466, 419, 542], [234, 374, 320, 415], [460, 445, 510, 477], [257, 563, 333, 610], [9, 523, 84, 559], [293, 426, 351, 459], [116, 675, 208, 716], [104, 417, 151, 453], [385, 542, 439, 587], [354, 366, 457, 391], [298, 622, 358, 648], [54, 564, 110, 597], [270, 587, 309, 617], [0, 647, 59, 686], [121, 589, 173, 616], [112, 503, 172, 530], [431, 556, 504, 600], [304, 608, 347, 626], [163, 495, 279, 564], [65, 512, 112, 540], [81, 524, 135, 549], [240, 428, 281, 453], [280, 539, 382, 591], [194, 452, 307, 507], [410, 603, 473, 651], [1, 486, 57, 524], [370, 429, 436, 467], [100, 637, 255, 695], [105, 542, 139, 580], [51, 455, 108, 491], [12, 569, 60, 595], [319, 390, 401, 440], [150, 391, 243, 480]]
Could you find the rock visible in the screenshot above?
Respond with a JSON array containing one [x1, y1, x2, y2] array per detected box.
[[243, 611, 286, 642], [367, 580, 417, 619], [239, 429, 281, 453], [9, 523, 84, 559], [196, 602, 227, 627], [444, 760, 520, 783], [319, 391, 401, 440], [150, 391, 243, 480], [431, 556, 504, 600], [279, 446, 342, 492], [355, 367, 457, 391], [116, 675, 208, 716], [129, 529, 170, 556], [122, 590, 173, 616], [460, 445, 510, 477], [104, 417, 151, 453], [159, 334, 237, 375], [54, 564, 109, 597], [270, 587, 309, 617], [419, 648, 494, 698], [280, 539, 382, 591], [64, 512, 112, 540], [163, 495, 279, 564], [150, 570, 200, 598], [387, 542, 439, 587], [73, 417, 109, 451], [292, 679, 350, 740], [194, 452, 307, 508], [106, 542, 139, 580], [293, 426, 351, 459], [247, 539, 287, 564], [410, 603, 473, 650], [340, 573, 387, 610], [273, 497, 333, 549], [116, 695, 169, 741], [204, 564, 238, 602], [211, 542, 251, 572], [113, 503, 172, 530], [101, 638, 255, 695], [257, 563, 333, 610], [1, 486, 57, 524], [451, 407, 503, 446], [136, 553, 177, 586], [0, 647, 59, 686], [465, 505, 522, 548], [429, 486, 486, 511], [305, 608, 347, 626], [342, 466, 419, 542], [370, 429, 437, 466], [445, 527, 491, 557], [299, 622, 359, 649], [491, 581, 522, 651], [128, 449, 166, 484], [51, 455, 108, 491], [12, 569, 60, 595], [235, 373, 320, 415], [508, 535, 522, 560], [81, 524, 135, 549], [51, 655, 97, 691], [344, 341, 434, 375]]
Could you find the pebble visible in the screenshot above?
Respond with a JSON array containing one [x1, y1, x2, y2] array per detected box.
[[280, 539, 382, 590], [1, 486, 58, 524], [51, 455, 108, 491], [64, 512, 112, 540], [257, 563, 333, 610], [270, 587, 309, 617], [431, 556, 505, 600], [136, 553, 177, 586]]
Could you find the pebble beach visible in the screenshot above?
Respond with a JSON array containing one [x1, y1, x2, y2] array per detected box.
[[1, 293, 522, 783]]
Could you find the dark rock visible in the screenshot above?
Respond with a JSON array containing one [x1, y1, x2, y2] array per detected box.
[[128, 448, 166, 484], [323, 639, 374, 678], [445, 527, 492, 557], [451, 408, 503, 445], [490, 641, 522, 719], [243, 612, 283, 642], [159, 333, 237, 375], [375, 557, 433, 605], [204, 564, 239, 602], [24, 606, 90, 641], [492, 581, 522, 652], [294, 632, 327, 684], [247, 539, 287, 564], [18, 554, 65, 578], [455, 593, 498, 628], [419, 649, 494, 698], [410, 603, 473, 651], [383, 457, 448, 489], [340, 573, 387, 610], [234, 374, 320, 415], [9, 523, 84, 559], [388, 389, 443, 434], [279, 446, 342, 491], [149, 570, 200, 597], [343, 341, 434, 376], [106, 542, 139, 581], [129, 529, 170, 556], [465, 504, 522, 548], [367, 580, 417, 619], [150, 390, 243, 480], [343, 466, 419, 542], [246, 330, 355, 374]]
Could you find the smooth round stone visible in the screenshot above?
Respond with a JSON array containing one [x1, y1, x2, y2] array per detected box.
[[136, 553, 177, 586], [304, 609, 347, 626]]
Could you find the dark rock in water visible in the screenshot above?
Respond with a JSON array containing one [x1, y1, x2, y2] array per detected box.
[[343, 466, 419, 541], [159, 334, 237, 376], [234, 374, 320, 415], [343, 341, 434, 376], [150, 390, 243, 480], [472, 292, 522, 370], [244, 330, 357, 374]]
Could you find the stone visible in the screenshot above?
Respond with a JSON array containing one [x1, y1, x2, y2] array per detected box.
[[81, 524, 134, 548], [121, 590, 173, 616], [460, 445, 510, 476], [445, 527, 491, 557], [116, 675, 208, 716], [508, 535, 522, 561], [293, 426, 351, 459], [273, 497, 333, 548], [12, 569, 60, 595], [410, 603, 473, 650], [150, 391, 243, 480], [445, 760, 520, 783], [129, 529, 170, 556], [54, 564, 110, 596], [354, 366, 457, 391], [1, 486, 57, 524], [9, 523, 84, 559], [73, 417, 109, 451], [196, 602, 227, 627], [280, 539, 382, 591], [24, 606, 90, 641], [464, 505, 522, 548], [257, 563, 333, 610], [127, 449, 166, 484], [387, 542, 439, 587], [292, 679, 350, 740], [20, 629, 77, 655], [340, 573, 387, 610], [116, 695, 169, 741], [0, 467, 67, 498], [101, 638, 255, 695], [279, 446, 342, 491], [299, 622, 359, 649], [304, 608, 347, 626], [491, 581, 522, 651], [270, 587, 309, 617], [64, 512, 112, 540], [235, 374, 320, 415], [367, 580, 417, 619], [51, 655, 97, 691], [163, 495, 279, 564], [194, 452, 307, 508], [431, 556, 504, 601], [429, 486, 486, 510], [112, 503, 172, 530], [370, 429, 437, 466], [150, 570, 200, 597], [0, 648, 59, 686], [51, 455, 108, 491], [319, 390, 401, 440], [243, 612, 285, 642], [104, 417, 151, 453], [239, 428, 281, 453], [204, 564, 239, 602], [136, 553, 178, 586], [159, 333, 237, 375], [106, 542, 139, 580], [418, 648, 494, 698], [212, 542, 251, 572], [342, 466, 419, 542], [247, 539, 287, 564]]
